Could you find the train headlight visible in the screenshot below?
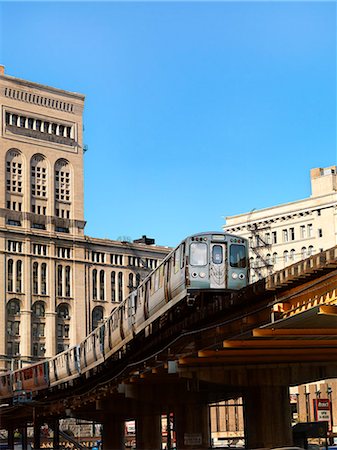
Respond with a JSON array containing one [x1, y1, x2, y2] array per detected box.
[[199, 272, 206, 278], [232, 273, 238, 279]]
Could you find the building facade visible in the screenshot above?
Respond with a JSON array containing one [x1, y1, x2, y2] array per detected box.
[[224, 166, 337, 282], [0, 66, 170, 371]]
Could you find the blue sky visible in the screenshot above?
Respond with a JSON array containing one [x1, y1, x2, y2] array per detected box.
[[0, 1, 336, 247]]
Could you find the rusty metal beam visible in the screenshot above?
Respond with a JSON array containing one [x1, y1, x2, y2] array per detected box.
[[253, 328, 337, 337], [223, 339, 337, 348]]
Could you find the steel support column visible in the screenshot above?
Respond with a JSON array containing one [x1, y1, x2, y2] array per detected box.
[[174, 400, 210, 449], [102, 415, 125, 450], [136, 413, 161, 450], [244, 384, 293, 448]]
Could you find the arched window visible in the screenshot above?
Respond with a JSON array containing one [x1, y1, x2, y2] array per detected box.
[[290, 249, 296, 262], [136, 273, 141, 287], [266, 254, 271, 266], [128, 273, 134, 293], [99, 270, 105, 300], [308, 245, 314, 256], [7, 299, 20, 316], [57, 264, 63, 297], [31, 154, 48, 216], [41, 263, 47, 295], [31, 154, 47, 199], [16, 260, 22, 293], [301, 247, 307, 259], [57, 304, 69, 319], [65, 266, 71, 297], [92, 306, 103, 330], [6, 149, 24, 212], [54, 159, 71, 219], [33, 262, 39, 294], [273, 253, 278, 265], [92, 269, 97, 299], [32, 301, 45, 317], [111, 271, 116, 302], [7, 259, 13, 292], [283, 250, 289, 265], [118, 272, 123, 302]]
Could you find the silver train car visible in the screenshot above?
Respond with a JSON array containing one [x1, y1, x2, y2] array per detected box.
[[0, 232, 249, 398]]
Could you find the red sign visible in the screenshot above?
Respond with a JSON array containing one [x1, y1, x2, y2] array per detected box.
[[313, 398, 332, 432]]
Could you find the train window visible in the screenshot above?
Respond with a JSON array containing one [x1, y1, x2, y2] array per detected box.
[[190, 243, 207, 266], [230, 244, 247, 268], [180, 243, 185, 269], [212, 245, 223, 264], [174, 249, 180, 273]]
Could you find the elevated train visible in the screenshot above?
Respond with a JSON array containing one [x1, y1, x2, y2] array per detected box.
[[0, 232, 249, 399]]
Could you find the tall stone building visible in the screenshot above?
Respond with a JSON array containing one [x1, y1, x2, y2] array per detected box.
[[0, 66, 169, 371], [224, 166, 337, 282]]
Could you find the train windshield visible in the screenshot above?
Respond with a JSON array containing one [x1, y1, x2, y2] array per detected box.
[[212, 245, 223, 264], [190, 243, 208, 266], [230, 244, 247, 268]]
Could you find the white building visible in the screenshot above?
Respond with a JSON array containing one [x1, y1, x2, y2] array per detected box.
[[224, 166, 337, 282]]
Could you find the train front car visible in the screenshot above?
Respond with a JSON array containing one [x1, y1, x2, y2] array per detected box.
[[187, 232, 249, 294]]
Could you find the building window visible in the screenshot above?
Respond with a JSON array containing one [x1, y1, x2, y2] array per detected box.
[[92, 306, 104, 330], [33, 262, 39, 294], [7, 299, 20, 316], [283, 229, 288, 243], [290, 249, 296, 262], [111, 271, 116, 302], [7, 240, 23, 253], [92, 252, 105, 263], [6, 150, 23, 195], [99, 270, 105, 300], [290, 228, 295, 241], [57, 247, 71, 258], [92, 269, 97, 299], [16, 260, 22, 293], [57, 264, 63, 297], [57, 304, 69, 319], [7, 259, 13, 292], [65, 266, 71, 297], [33, 243, 47, 256], [31, 155, 47, 199], [300, 225, 306, 239], [128, 273, 134, 293], [283, 250, 289, 264], [301, 247, 307, 259], [32, 301, 45, 318], [272, 231, 277, 244], [41, 263, 47, 295], [307, 224, 313, 238], [118, 272, 123, 302], [308, 245, 314, 256], [272, 252, 278, 264]]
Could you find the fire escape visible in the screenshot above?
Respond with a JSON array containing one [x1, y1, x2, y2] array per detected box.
[[247, 222, 274, 280]]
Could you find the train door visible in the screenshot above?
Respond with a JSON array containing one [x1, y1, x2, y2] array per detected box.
[[210, 243, 227, 289]]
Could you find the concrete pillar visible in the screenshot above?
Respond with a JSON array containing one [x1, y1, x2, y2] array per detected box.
[[102, 416, 125, 450], [244, 385, 292, 448], [174, 401, 210, 450], [136, 413, 161, 450]]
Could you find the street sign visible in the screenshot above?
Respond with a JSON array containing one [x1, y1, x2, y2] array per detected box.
[[313, 398, 332, 432]]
